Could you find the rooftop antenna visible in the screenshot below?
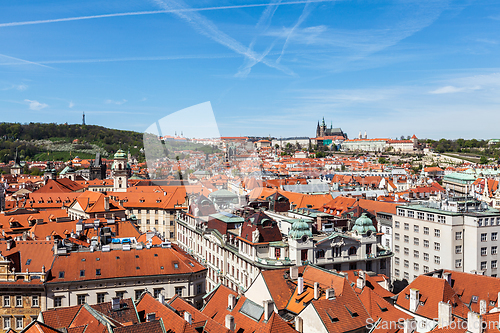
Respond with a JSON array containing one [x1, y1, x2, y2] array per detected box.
[[82, 112, 86, 125]]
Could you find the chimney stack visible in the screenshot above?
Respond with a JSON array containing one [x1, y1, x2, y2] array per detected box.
[[263, 300, 274, 321], [290, 266, 298, 280], [184, 311, 192, 324], [295, 316, 303, 333], [409, 289, 419, 313], [480, 300, 487, 315], [104, 196, 110, 211], [6, 239, 12, 250], [467, 312, 483, 333], [297, 276, 304, 295], [314, 282, 320, 300], [404, 319, 417, 333], [225, 315, 235, 331], [438, 301, 452, 328], [228, 294, 236, 310], [356, 271, 365, 289], [325, 288, 335, 300]]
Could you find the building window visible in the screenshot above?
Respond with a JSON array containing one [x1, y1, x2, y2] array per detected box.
[[397, 209, 405, 216], [15, 295, 22, 307], [404, 235, 409, 243], [493, 261, 498, 269], [395, 245, 400, 253], [481, 247, 487, 256], [456, 245, 462, 254], [404, 248, 409, 256], [348, 246, 357, 256], [481, 261, 487, 270], [493, 233, 498, 241], [424, 266, 429, 273], [424, 227, 429, 235], [481, 233, 487, 242], [155, 220, 159, 225], [146, 219, 150, 224], [77, 295, 86, 305], [417, 212, 425, 220], [170, 232, 174, 238], [146, 210, 150, 214], [97, 293, 105, 304], [404, 223, 409, 230], [434, 242, 440, 251], [493, 246, 498, 255], [135, 290, 144, 300], [395, 257, 400, 265], [175, 287, 183, 297], [424, 240, 429, 248], [395, 233, 400, 241], [404, 260, 409, 268], [414, 238, 419, 246], [438, 215, 446, 223], [456, 231, 462, 240], [395, 221, 400, 228], [3, 317, 10, 330], [414, 250, 419, 258], [54, 297, 62, 307], [414, 263, 419, 271], [414, 225, 419, 233], [32, 296, 39, 307], [408, 211, 414, 218], [395, 269, 400, 277], [424, 253, 429, 261], [404, 272, 409, 280], [456, 259, 462, 268], [3, 296, 10, 307], [434, 256, 440, 264], [434, 229, 440, 238], [116, 291, 125, 299], [15, 317, 23, 330], [80, 270, 85, 277], [427, 214, 434, 222]]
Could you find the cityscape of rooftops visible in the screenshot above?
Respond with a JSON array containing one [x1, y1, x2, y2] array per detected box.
[[1, 1, 500, 333]]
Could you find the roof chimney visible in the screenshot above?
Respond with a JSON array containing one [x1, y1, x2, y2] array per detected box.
[[111, 297, 120, 310], [438, 301, 452, 328], [480, 300, 487, 315], [290, 266, 298, 280], [104, 196, 110, 211], [297, 276, 304, 295], [325, 288, 335, 300], [184, 311, 192, 324], [467, 312, 483, 333], [228, 294, 236, 310], [158, 293, 165, 304], [409, 288, 419, 313], [314, 282, 320, 300], [356, 270, 365, 289], [225, 314, 235, 331], [6, 239, 12, 250], [295, 316, 303, 333], [263, 300, 274, 321], [404, 319, 417, 333]]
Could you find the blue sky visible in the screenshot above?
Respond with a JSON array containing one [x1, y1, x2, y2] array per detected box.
[[1, 0, 500, 139]]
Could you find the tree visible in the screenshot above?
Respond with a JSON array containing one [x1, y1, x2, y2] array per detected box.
[[479, 156, 488, 165]]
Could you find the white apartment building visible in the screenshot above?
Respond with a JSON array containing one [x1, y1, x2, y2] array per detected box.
[[392, 197, 500, 283]]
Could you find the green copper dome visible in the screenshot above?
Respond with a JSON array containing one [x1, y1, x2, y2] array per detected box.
[[352, 213, 376, 235], [289, 219, 312, 240], [114, 149, 127, 159]]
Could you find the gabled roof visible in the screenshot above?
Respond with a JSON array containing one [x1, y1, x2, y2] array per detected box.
[[35, 178, 85, 193], [395, 275, 468, 320]]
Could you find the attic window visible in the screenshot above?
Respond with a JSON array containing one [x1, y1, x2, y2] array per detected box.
[[81, 258, 86, 261], [154, 254, 158, 257], [327, 312, 339, 323], [96, 258, 100, 261], [189, 262, 195, 267], [80, 270, 85, 277], [96, 269, 101, 276], [116, 256, 120, 260], [135, 255, 139, 258], [345, 306, 359, 318], [160, 266, 164, 270], [136, 267, 140, 270], [471, 296, 478, 303], [59, 272, 65, 278], [25, 259, 31, 266], [174, 263, 179, 269]]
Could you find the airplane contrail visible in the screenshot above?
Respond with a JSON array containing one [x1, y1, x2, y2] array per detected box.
[[0, 0, 336, 28]]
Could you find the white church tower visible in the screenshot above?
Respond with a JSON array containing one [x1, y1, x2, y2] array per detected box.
[[112, 149, 128, 192]]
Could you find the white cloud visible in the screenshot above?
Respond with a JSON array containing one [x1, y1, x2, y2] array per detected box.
[[429, 85, 481, 94], [105, 99, 127, 105], [24, 99, 48, 110], [15, 84, 28, 91], [69, 101, 75, 108]]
